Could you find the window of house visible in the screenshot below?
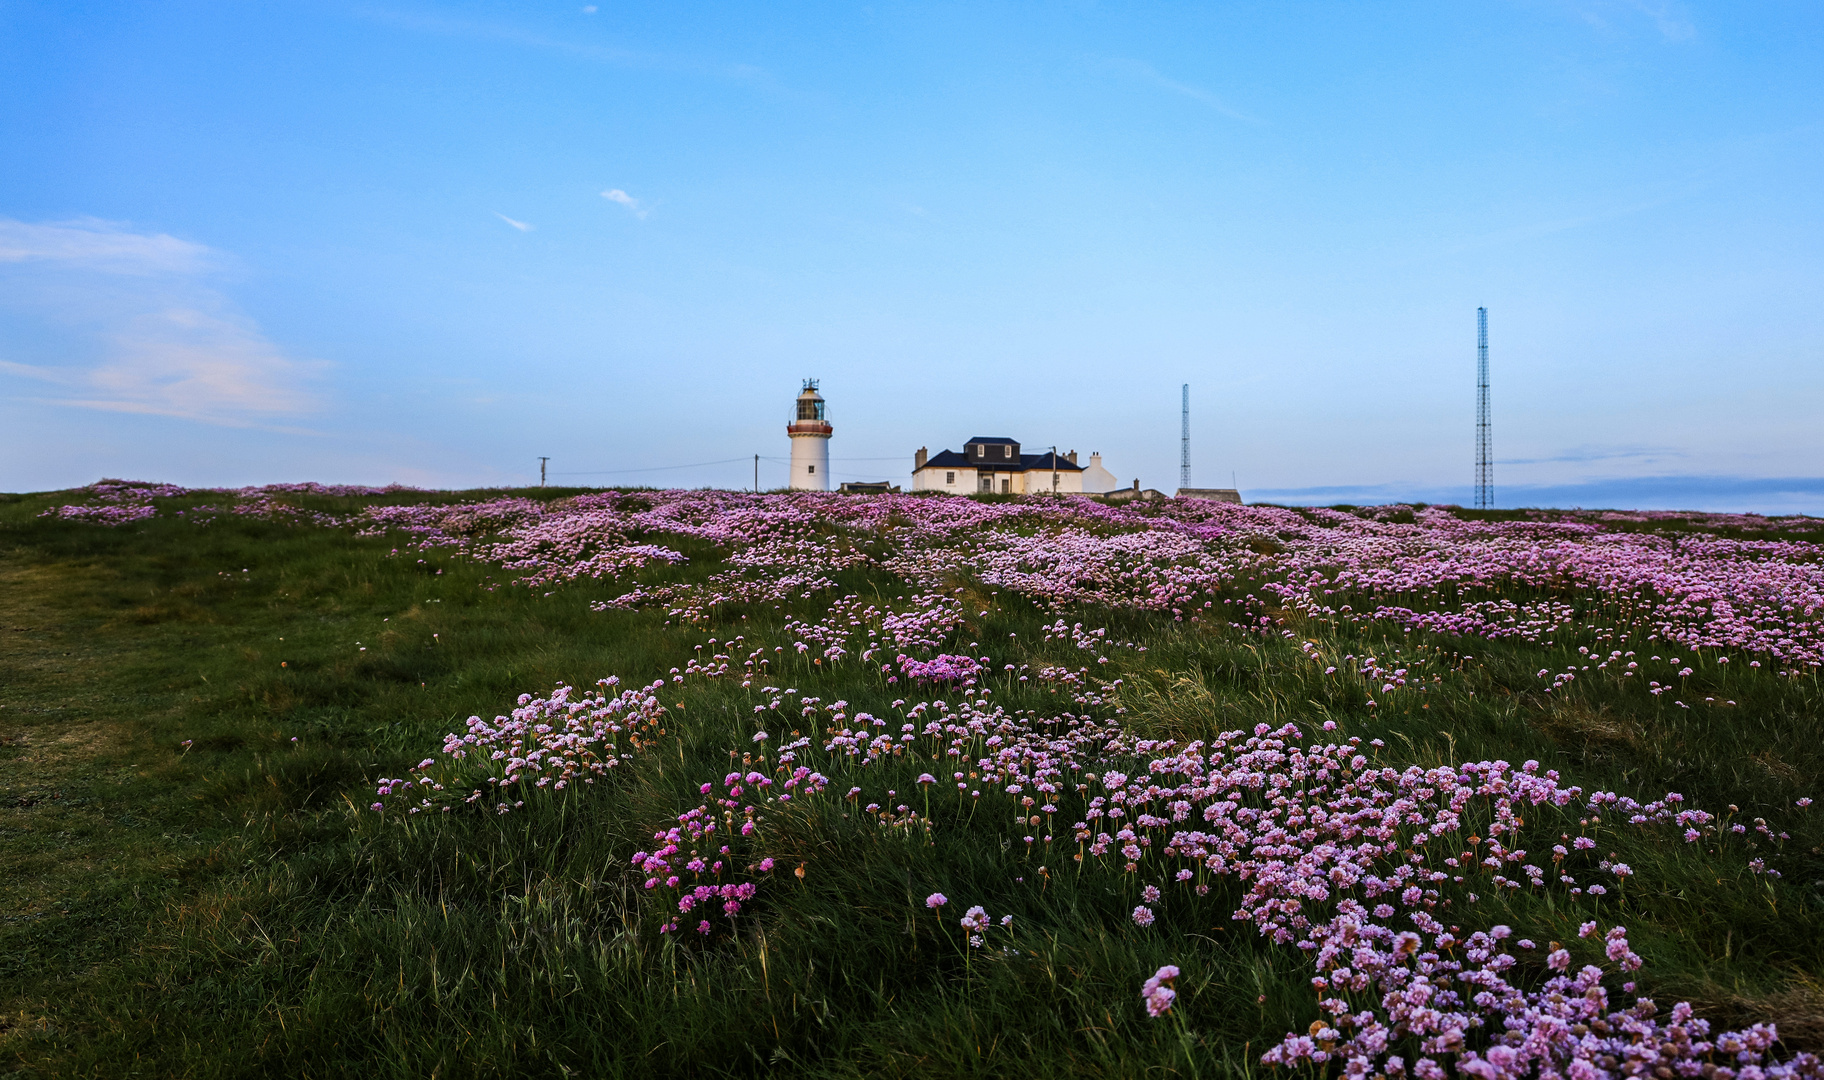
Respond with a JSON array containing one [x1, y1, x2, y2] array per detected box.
[[945, 471, 955, 484], [1000, 478, 1010, 493], [1002, 445, 1012, 459], [980, 475, 992, 492]]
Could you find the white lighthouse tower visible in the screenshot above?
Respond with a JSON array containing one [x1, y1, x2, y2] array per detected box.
[[787, 379, 832, 491]]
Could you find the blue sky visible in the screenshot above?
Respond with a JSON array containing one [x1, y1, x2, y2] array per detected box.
[[2, 1, 1820, 510]]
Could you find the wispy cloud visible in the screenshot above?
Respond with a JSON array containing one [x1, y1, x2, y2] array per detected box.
[[1568, 1, 1695, 42], [0, 216, 214, 275], [1626, 0, 1695, 40], [0, 218, 323, 426], [601, 189, 648, 218], [1099, 58, 1265, 125], [357, 7, 790, 94], [494, 212, 535, 232], [1389, 179, 1708, 266], [1499, 444, 1687, 466]]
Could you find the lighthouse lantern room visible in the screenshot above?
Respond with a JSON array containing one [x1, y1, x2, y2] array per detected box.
[[787, 379, 832, 491]]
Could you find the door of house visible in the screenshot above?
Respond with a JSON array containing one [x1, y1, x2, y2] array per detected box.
[[1000, 478, 1011, 494], [979, 474, 993, 493]]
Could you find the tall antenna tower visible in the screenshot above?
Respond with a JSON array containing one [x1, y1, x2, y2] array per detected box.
[[1180, 383, 1191, 490], [1475, 307, 1492, 510]]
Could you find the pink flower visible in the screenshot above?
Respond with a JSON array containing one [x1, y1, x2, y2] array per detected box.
[[1141, 964, 1180, 1017], [926, 892, 947, 909], [1132, 905, 1155, 927]]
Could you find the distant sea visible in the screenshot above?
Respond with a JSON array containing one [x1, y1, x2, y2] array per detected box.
[[1243, 475, 1824, 516]]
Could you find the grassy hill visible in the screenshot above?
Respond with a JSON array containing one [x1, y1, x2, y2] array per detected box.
[[2, 483, 1820, 1079]]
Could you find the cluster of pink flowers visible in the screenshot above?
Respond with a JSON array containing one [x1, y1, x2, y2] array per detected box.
[[39, 479, 184, 524], [52, 483, 1824, 673], [631, 766, 824, 934], [369, 677, 670, 815], [377, 602, 1816, 1075], [896, 653, 984, 684], [957, 904, 1013, 948], [331, 490, 1823, 673], [1254, 919, 1819, 1079], [312, 487, 1821, 1071], [40, 479, 419, 527]]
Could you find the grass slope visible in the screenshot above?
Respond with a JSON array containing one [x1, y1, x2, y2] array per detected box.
[[0, 488, 1820, 1079]]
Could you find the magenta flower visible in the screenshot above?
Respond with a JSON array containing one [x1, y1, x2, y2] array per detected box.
[[1141, 964, 1180, 1017], [926, 892, 947, 909]]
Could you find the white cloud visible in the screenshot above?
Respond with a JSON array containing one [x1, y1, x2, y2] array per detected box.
[[1568, 2, 1696, 41], [0, 218, 322, 425], [1627, 0, 1695, 41], [601, 188, 648, 217], [494, 211, 535, 232], [0, 216, 214, 275]]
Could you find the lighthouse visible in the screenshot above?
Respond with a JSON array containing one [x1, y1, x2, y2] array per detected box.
[[787, 379, 832, 491]]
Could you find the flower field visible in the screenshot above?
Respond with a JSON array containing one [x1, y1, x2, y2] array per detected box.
[[6, 481, 1824, 1078]]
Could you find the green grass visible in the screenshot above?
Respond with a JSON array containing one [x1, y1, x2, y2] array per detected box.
[[1, 489, 1820, 1078]]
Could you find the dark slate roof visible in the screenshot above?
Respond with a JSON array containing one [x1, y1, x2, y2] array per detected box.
[[1020, 452, 1084, 472], [921, 449, 973, 468], [915, 449, 1083, 472], [965, 436, 1018, 445]]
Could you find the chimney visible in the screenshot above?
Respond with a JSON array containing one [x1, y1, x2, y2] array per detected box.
[[915, 447, 928, 469], [1066, 450, 1077, 464], [1133, 478, 1140, 491]]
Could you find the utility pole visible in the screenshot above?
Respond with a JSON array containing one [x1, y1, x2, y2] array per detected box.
[[754, 454, 759, 493], [538, 456, 549, 487], [1050, 445, 1059, 494]]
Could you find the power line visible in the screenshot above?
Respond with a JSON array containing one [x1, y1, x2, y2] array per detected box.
[[552, 456, 752, 476], [553, 452, 908, 483], [759, 455, 906, 464]]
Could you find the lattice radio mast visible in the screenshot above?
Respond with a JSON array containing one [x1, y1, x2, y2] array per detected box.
[[1475, 308, 1492, 510], [1180, 383, 1191, 490]]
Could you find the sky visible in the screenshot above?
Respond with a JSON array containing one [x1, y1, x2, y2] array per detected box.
[[2, 1, 1821, 511]]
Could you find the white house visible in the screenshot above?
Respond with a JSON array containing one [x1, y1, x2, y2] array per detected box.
[[1079, 452, 1121, 494], [911, 437, 1090, 495]]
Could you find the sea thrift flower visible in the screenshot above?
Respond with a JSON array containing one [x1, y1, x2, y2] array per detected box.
[[1141, 965, 1180, 1017]]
